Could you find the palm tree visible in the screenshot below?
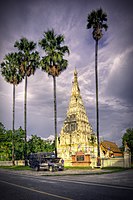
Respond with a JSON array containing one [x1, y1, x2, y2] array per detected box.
[[14, 38, 40, 165], [39, 29, 70, 158], [87, 8, 108, 166], [1, 52, 23, 165]]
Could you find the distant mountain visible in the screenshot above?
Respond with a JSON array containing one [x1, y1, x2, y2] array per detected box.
[[44, 135, 55, 142], [27, 134, 55, 142]]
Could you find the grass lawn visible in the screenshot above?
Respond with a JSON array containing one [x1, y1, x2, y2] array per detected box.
[[64, 166, 92, 170], [0, 165, 132, 174], [0, 165, 31, 170]]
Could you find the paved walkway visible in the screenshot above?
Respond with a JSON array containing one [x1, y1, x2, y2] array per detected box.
[[0, 168, 114, 176]]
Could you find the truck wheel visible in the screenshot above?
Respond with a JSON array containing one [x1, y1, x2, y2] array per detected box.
[[49, 166, 54, 172], [35, 166, 39, 171]]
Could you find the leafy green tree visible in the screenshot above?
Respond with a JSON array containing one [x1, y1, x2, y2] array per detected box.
[[0, 122, 54, 161], [1, 53, 23, 165], [0, 122, 6, 142], [87, 8, 108, 165], [122, 128, 133, 160], [27, 135, 44, 153], [0, 125, 25, 161], [14, 127, 25, 160], [0, 122, 6, 161], [39, 29, 69, 158], [27, 135, 54, 155], [1, 130, 12, 161], [44, 140, 55, 152], [14, 38, 40, 165]]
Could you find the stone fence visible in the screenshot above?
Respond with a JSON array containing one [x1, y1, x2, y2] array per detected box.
[[90, 151, 131, 168], [101, 157, 124, 168], [0, 160, 25, 166]]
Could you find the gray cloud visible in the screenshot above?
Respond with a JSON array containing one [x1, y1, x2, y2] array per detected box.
[[105, 49, 133, 105]]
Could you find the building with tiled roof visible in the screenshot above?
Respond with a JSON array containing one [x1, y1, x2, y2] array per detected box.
[[100, 140, 123, 158]]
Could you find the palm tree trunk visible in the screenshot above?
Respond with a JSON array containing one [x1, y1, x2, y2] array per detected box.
[[24, 74, 28, 166], [12, 84, 15, 166], [95, 39, 100, 166], [53, 76, 57, 158]]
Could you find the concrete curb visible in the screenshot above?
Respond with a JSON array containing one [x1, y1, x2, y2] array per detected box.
[[0, 168, 115, 176]]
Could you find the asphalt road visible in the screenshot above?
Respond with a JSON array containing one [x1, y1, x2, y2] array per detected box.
[[0, 169, 133, 200]]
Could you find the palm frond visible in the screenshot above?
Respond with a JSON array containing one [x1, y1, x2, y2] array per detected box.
[[14, 38, 39, 77], [0, 52, 23, 85], [14, 38, 36, 53], [39, 29, 69, 77], [87, 8, 108, 40]]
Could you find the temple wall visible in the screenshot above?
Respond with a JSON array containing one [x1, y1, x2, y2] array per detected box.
[[100, 152, 131, 168], [0, 160, 25, 166], [100, 157, 124, 168], [61, 153, 131, 168], [124, 151, 131, 168]]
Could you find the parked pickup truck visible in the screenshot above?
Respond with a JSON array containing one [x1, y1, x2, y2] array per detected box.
[[29, 152, 64, 172]]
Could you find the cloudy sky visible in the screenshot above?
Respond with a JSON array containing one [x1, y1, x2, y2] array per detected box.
[[0, 0, 133, 146]]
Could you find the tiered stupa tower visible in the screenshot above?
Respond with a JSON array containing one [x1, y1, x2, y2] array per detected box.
[[58, 69, 96, 165]]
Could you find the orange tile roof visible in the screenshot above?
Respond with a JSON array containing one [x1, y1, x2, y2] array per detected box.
[[100, 140, 121, 153]]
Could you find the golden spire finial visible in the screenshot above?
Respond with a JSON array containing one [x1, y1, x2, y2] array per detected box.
[[71, 68, 80, 97], [74, 67, 78, 83], [74, 67, 77, 76]]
